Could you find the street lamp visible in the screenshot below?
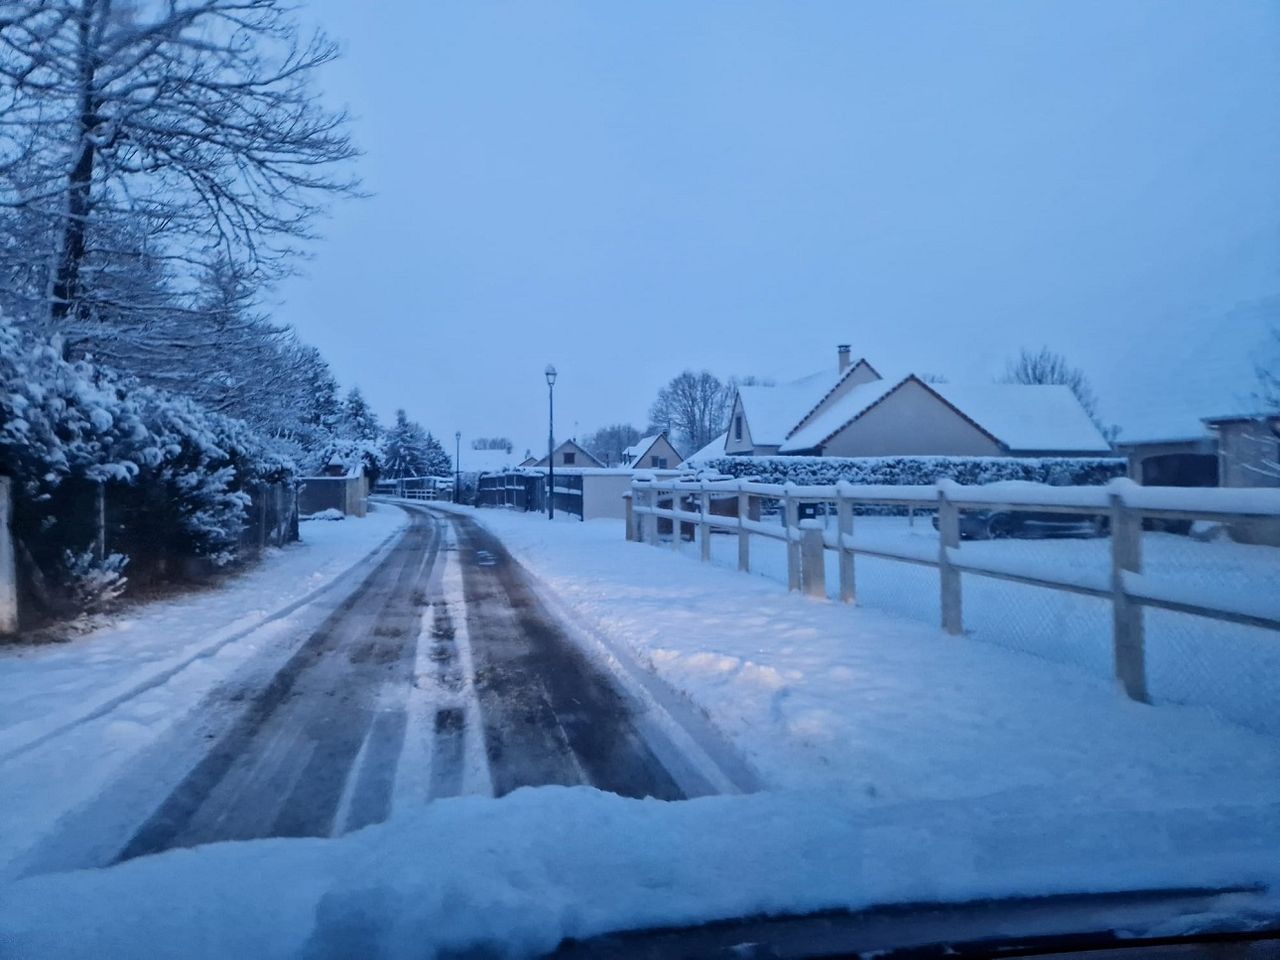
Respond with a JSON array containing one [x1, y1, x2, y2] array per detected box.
[[454, 431, 461, 504], [545, 364, 557, 519]]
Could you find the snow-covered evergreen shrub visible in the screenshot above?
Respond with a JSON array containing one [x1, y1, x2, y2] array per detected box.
[[0, 314, 301, 615], [61, 550, 129, 613], [690, 455, 1125, 487]]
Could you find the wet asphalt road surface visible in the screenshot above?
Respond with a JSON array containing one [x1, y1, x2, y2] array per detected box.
[[87, 502, 687, 866]]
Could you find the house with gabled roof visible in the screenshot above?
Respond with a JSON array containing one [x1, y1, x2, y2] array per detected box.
[[726, 345, 1112, 460], [533, 439, 604, 469], [620, 432, 683, 469]]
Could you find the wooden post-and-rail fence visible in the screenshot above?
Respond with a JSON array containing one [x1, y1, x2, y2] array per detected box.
[[626, 476, 1280, 704]]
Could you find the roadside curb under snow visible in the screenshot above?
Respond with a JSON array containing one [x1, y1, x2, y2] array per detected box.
[[0, 508, 410, 765]]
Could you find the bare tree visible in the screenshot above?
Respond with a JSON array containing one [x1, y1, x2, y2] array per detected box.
[[0, 0, 358, 335], [1001, 347, 1115, 440], [582, 423, 641, 467], [649, 371, 732, 452]]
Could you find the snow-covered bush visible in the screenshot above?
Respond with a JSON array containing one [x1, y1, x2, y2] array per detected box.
[[61, 550, 129, 613], [689, 455, 1125, 487], [0, 315, 300, 618]]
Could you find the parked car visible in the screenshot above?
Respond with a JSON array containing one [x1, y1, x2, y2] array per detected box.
[[934, 509, 1108, 540]]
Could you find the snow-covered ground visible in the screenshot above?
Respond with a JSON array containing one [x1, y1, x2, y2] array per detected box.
[[693, 513, 1280, 737], [0, 504, 407, 872], [2, 502, 1278, 959]]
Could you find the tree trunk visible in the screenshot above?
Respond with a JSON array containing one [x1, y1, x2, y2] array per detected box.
[[50, 0, 100, 325]]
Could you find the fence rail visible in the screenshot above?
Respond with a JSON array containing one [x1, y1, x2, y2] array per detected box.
[[628, 476, 1280, 704]]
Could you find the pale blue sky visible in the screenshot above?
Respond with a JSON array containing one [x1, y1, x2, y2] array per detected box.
[[279, 1, 1280, 455]]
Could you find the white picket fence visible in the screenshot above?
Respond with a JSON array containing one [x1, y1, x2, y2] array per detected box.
[[627, 476, 1280, 704]]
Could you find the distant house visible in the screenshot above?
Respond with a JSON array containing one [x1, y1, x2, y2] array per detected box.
[[726, 345, 1111, 459], [620, 432, 684, 469], [533, 439, 604, 469]]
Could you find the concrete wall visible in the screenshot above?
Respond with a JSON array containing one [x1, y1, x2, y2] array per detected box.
[[299, 475, 368, 518], [1217, 421, 1280, 489], [1216, 421, 1280, 545], [820, 378, 1004, 457], [582, 473, 635, 520]]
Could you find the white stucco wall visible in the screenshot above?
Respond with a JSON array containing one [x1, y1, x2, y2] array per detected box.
[[581, 473, 635, 520], [724, 395, 755, 455], [820, 379, 1004, 457]]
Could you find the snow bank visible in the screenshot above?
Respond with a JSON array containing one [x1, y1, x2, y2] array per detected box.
[[301, 507, 346, 521], [2, 786, 1277, 960]]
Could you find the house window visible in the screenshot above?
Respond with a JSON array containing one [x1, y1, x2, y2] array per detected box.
[[651, 455, 667, 468], [563, 452, 576, 465], [734, 415, 743, 441]]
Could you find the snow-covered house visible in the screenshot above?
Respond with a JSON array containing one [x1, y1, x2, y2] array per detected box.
[[534, 439, 604, 469], [726, 346, 1112, 459], [620, 432, 683, 469]]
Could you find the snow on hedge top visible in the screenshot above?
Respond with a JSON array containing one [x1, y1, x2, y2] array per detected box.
[[930, 382, 1112, 453], [736, 370, 834, 446]]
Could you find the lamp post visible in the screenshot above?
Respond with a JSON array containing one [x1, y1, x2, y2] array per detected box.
[[454, 431, 461, 504], [545, 364, 557, 519]]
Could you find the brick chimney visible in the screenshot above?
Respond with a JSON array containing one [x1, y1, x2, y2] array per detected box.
[[837, 344, 851, 373]]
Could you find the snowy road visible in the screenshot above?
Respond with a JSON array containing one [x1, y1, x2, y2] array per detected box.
[[19, 502, 713, 874]]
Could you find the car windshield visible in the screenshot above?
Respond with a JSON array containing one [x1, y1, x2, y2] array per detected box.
[[1, 2, 1278, 959]]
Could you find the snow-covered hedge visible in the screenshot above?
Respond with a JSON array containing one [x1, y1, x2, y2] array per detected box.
[[0, 317, 298, 620], [689, 455, 1125, 488]]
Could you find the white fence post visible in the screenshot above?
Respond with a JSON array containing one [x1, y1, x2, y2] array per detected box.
[[837, 493, 855, 603], [0, 477, 17, 635], [800, 519, 826, 599], [646, 488, 660, 547], [784, 486, 801, 592], [670, 489, 681, 550], [937, 487, 963, 635], [699, 481, 711, 562], [1110, 492, 1147, 702], [737, 487, 750, 572]]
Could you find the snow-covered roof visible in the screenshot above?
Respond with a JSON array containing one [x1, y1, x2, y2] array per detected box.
[[737, 370, 835, 446], [683, 432, 727, 464], [929, 382, 1112, 453], [779, 378, 901, 452], [779, 378, 1112, 454], [622, 434, 661, 460]]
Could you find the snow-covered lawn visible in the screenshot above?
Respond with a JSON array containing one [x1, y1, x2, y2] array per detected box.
[[705, 514, 1280, 736], [0, 504, 407, 871], [2, 502, 1277, 959]]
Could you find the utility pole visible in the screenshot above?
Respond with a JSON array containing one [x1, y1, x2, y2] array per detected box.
[[454, 431, 461, 504], [545, 364, 557, 519]]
